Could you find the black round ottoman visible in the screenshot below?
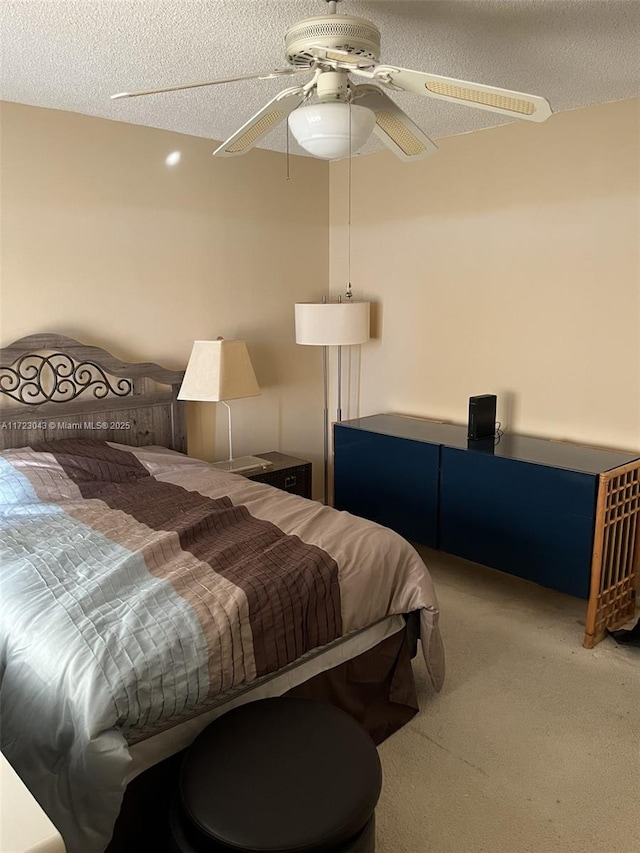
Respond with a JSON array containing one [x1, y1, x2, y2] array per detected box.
[[169, 697, 382, 853]]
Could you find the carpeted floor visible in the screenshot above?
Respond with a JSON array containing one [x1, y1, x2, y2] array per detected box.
[[375, 547, 640, 853]]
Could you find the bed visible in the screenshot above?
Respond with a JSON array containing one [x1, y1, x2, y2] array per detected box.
[[0, 334, 445, 853]]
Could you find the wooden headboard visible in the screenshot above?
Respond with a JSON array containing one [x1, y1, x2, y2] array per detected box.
[[0, 334, 186, 452]]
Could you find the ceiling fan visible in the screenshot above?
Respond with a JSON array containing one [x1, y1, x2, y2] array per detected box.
[[111, 0, 553, 163]]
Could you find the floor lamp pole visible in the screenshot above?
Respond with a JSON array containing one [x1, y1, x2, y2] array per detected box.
[[322, 344, 329, 505], [337, 345, 343, 423]]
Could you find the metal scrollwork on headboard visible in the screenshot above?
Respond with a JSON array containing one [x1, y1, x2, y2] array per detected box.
[[0, 352, 133, 405], [0, 334, 187, 452]]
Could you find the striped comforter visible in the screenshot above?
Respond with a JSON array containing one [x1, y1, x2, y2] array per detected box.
[[0, 439, 444, 853]]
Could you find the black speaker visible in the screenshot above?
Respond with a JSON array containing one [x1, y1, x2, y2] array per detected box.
[[468, 394, 497, 440]]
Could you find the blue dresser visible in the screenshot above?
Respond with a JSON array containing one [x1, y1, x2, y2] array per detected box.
[[333, 414, 640, 600]]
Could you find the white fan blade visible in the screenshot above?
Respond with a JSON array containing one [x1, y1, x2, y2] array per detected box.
[[369, 66, 552, 122], [111, 68, 310, 100], [352, 85, 438, 162], [213, 86, 307, 157]]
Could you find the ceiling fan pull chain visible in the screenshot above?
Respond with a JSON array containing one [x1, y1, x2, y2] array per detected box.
[[346, 100, 353, 301], [286, 120, 291, 180]]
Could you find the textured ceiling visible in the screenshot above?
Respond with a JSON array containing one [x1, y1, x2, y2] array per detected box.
[[1, 0, 639, 157]]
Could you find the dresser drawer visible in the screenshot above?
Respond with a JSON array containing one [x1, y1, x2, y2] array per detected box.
[[245, 450, 313, 500], [248, 462, 312, 499], [439, 447, 597, 598], [334, 425, 439, 546]]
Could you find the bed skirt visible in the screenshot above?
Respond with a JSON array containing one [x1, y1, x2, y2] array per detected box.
[[286, 611, 420, 744]]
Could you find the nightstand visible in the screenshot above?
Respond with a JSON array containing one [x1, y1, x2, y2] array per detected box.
[[244, 452, 312, 499]]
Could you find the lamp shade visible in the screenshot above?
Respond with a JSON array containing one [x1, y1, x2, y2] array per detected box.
[[288, 103, 376, 160], [178, 339, 260, 402], [295, 302, 370, 346]]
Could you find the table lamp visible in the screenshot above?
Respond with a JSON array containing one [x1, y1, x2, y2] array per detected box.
[[178, 338, 270, 474]]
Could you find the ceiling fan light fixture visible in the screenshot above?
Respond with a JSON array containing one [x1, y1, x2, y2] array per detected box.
[[288, 102, 376, 160], [112, 10, 553, 162]]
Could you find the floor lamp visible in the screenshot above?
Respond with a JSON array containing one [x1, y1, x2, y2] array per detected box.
[[178, 338, 270, 474], [295, 301, 370, 504]]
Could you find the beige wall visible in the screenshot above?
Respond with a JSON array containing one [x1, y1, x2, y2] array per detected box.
[[2, 97, 638, 488], [0, 102, 330, 491], [330, 97, 640, 452]]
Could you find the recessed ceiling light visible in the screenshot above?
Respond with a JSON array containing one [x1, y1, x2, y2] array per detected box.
[[165, 151, 181, 166]]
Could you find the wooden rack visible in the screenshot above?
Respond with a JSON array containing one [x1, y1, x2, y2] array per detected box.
[[584, 459, 640, 648]]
